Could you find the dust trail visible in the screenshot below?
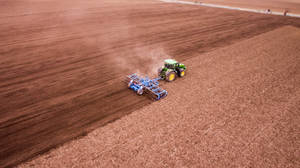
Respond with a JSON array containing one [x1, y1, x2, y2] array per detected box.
[[114, 45, 172, 78]]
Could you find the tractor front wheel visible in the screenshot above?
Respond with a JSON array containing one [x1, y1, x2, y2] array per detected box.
[[166, 71, 176, 82], [178, 69, 186, 77]]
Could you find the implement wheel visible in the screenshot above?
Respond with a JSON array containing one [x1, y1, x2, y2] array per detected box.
[[166, 71, 176, 82], [128, 80, 133, 88], [137, 87, 144, 95]]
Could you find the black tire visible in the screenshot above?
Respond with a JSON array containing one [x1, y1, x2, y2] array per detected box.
[[166, 70, 176, 82], [178, 68, 186, 77]]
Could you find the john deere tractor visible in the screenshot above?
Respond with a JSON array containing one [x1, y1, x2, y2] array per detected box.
[[158, 59, 186, 82]]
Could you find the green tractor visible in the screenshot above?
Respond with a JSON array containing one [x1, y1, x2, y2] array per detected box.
[[158, 59, 186, 82]]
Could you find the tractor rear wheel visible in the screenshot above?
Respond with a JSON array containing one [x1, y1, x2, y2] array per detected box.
[[166, 71, 176, 82]]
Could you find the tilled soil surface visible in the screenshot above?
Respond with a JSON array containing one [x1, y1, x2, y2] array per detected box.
[[19, 26, 300, 168], [1, 0, 300, 167]]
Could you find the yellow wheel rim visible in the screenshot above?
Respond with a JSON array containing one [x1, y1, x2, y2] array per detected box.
[[181, 71, 185, 76], [169, 74, 175, 81]]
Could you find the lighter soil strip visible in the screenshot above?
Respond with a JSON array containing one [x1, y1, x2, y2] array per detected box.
[[160, 0, 300, 18]]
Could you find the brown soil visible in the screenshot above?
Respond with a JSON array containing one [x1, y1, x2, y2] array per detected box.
[[19, 25, 300, 168], [1, 0, 300, 167], [188, 0, 300, 14]]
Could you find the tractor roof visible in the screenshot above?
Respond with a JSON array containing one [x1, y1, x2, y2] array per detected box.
[[164, 59, 178, 64]]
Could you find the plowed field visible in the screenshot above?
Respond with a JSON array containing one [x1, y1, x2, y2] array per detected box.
[[1, 0, 300, 167]]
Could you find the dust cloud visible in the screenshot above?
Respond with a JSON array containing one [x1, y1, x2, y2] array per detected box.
[[50, 4, 173, 79], [114, 45, 172, 78]]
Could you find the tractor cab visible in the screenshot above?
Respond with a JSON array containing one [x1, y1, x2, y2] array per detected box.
[[164, 59, 178, 69]]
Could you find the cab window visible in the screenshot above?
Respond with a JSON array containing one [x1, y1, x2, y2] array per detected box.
[[165, 64, 174, 69]]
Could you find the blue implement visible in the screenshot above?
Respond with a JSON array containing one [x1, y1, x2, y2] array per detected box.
[[127, 73, 168, 100]]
